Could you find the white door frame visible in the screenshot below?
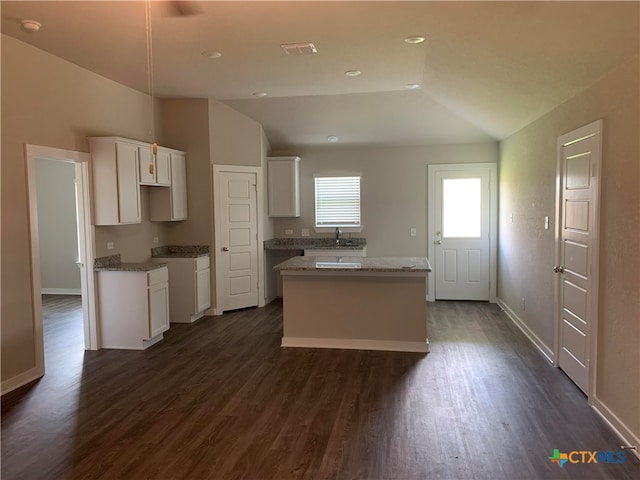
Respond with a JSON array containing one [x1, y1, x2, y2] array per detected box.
[[427, 163, 497, 303], [212, 164, 265, 315], [25, 144, 99, 368], [553, 119, 602, 400]]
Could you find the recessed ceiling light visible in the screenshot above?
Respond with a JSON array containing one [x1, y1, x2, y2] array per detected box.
[[344, 70, 361, 77], [405, 83, 421, 89], [404, 35, 426, 44], [21, 20, 42, 33], [252, 92, 268, 97], [201, 51, 222, 59], [327, 135, 339, 143]]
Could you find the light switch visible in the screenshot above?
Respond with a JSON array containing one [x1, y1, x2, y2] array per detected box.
[[284, 229, 293, 235], [153, 236, 159, 244], [410, 227, 417, 237], [301, 228, 310, 237], [107, 242, 114, 250]]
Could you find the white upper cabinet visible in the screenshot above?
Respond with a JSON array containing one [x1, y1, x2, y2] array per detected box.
[[149, 149, 188, 221], [268, 156, 300, 217], [89, 137, 141, 225], [155, 148, 172, 186], [139, 146, 171, 186]]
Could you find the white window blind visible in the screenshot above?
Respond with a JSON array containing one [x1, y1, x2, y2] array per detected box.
[[315, 176, 361, 227]]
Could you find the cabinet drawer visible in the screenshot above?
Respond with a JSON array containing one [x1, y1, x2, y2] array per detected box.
[[196, 256, 210, 270], [148, 267, 169, 286]]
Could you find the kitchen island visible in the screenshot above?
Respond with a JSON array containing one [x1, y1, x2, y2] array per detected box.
[[274, 256, 431, 353]]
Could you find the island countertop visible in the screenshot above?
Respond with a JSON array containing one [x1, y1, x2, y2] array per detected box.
[[273, 256, 432, 273]]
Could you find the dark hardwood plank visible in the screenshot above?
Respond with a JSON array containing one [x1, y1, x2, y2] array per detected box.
[[2, 297, 638, 479]]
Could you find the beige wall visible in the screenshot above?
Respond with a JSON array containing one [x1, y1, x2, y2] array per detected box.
[[1, 35, 163, 383], [271, 143, 498, 257], [35, 159, 81, 292], [209, 100, 263, 166], [160, 98, 213, 246], [499, 55, 640, 439], [160, 98, 215, 307]]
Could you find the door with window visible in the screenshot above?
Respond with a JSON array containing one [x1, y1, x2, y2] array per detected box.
[[428, 164, 496, 301]]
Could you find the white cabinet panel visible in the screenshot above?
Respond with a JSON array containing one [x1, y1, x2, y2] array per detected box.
[[268, 156, 300, 217], [90, 137, 142, 225], [196, 268, 211, 313], [149, 282, 170, 338], [97, 267, 169, 350], [155, 148, 171, 186], [139, 146, 155, 184], [151, 255, 210, 323]]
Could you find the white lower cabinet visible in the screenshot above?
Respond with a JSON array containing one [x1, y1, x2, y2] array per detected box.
[[152, 255, 211, 323], [97, 266, 170, 349]]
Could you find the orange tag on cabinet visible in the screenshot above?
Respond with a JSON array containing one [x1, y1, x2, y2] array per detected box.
[[149, 162, 154, 175], [152, 143, 158, 155]]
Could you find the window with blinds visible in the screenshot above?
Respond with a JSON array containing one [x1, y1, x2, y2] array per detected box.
[[314, 176, 361, 228]]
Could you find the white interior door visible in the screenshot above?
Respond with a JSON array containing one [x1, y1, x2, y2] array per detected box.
[[216, 171, 259, 312], [555, 120, 602, 395], [428, 164, 496, 301]]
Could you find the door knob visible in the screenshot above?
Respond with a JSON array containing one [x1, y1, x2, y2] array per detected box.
[[435, 240, 442, 245], [553, 265, 564, 273], [222, 247, 229, 252]]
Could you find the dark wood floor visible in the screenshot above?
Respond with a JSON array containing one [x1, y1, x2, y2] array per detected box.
[[2, 296, 638, 480]]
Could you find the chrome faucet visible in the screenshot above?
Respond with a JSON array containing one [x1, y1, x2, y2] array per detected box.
[[335, 227, 342, 245]]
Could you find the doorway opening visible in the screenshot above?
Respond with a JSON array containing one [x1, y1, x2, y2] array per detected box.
[[427, 163, 497, 302], [25, 145, 98, 385]]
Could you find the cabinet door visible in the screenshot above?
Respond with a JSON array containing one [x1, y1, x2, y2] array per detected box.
[[148, 282, 170, 337], [116, 142, 141, 223], [170, 153, 188, 220], [268, 157, 300, 217], [138, 146, 155, 184], [196, 268, 211, 313], [156, 149, 171, 186]]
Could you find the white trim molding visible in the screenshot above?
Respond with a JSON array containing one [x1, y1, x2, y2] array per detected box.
[[591, 397, 640, 461], [281, 337, 429, 353], [497, 298, 554, 364], [41, 289, 82, 295], [1, 366, 44, 396]]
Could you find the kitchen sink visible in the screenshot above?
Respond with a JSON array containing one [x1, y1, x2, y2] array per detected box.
[[315, 261, 362, 269]]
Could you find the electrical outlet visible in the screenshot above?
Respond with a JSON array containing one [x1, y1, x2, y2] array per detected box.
[[410, 227, 417, 237], [510, 213, 514, 223], [153, 236, 159, 244], [107, 242, 114, 250], [301, 228, 310, 237], [284, 229, 293, 235], [544, 216, 549, 230], [521, 298, 526, 311]]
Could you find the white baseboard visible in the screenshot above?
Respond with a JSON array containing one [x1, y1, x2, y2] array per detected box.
[[1, 365, 44, 396], [281, 336, 429, 353], [591, 397, 640, 461], [41, 288, 81, 295], [497, 298, 554, 363]]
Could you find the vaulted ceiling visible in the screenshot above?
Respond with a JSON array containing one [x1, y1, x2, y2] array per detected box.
[[2, 1, 638, 149]]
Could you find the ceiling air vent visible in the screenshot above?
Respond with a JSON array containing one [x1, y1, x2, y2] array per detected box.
[[280, 42, 318, 55]]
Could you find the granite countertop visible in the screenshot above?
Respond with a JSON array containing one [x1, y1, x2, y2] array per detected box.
[[273, 256, 432, 273], [94, 254, 167, 272], [264, 238, 366, 251], [151, 245, 210, 258]]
